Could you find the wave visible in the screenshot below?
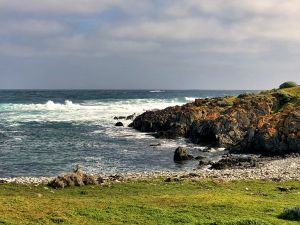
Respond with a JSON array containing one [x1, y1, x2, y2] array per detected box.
[[184, 97, 197, 102], [43, 100, 80, 110], [149, 90, 165, 93], [1, 98, 189, 123]]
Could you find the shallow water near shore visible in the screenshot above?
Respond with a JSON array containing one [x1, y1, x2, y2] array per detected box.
[[0, 90, 248, 177]]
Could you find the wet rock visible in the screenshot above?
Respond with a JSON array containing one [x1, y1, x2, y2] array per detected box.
[[198, 160, 212, 168], [114, 116, 126, 120], [149, 143, 161, 147], [128, 122, 133, 127], [115, 122, 124, 127], [173, 147, 194, 161], [126, 113, 136, 120], [194, 155, 206, 160]]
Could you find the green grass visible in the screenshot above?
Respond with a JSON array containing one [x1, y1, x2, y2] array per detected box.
[[282, 86, 300, 98], [0, 180, 299, 224]]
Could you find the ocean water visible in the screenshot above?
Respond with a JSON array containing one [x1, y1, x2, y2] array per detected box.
[[0, 90, 247, 177]]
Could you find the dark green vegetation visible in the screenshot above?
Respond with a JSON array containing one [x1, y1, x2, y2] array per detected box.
[[279, 205, 300, 221], [0, 180, 300, 224], [279, 81, 298, 89]]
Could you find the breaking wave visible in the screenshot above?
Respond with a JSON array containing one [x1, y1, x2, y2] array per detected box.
[[1, 98, 188, 123], [149, 90, 165, 93]]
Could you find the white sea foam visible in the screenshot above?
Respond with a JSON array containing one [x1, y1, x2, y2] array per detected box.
[[184, 97, 197, 102], [149, 90, 165, 93], [1, 98, 187, 124]]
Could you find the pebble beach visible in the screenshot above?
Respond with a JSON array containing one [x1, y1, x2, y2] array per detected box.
[[1, 157, 299, 185]]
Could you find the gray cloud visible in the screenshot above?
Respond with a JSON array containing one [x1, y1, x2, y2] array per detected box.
[[0, 0, 299, 89]]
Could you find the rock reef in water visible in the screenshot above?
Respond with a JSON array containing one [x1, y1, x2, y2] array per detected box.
[[132, 86, 300, 155]]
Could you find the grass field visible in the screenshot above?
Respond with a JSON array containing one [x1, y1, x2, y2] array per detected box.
[[0, 179, 299, 224]]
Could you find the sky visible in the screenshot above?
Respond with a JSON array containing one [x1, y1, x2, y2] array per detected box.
[[0, 0, 299, 90]]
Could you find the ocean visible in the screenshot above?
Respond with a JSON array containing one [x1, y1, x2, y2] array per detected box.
[[0, 90, 247, 177]]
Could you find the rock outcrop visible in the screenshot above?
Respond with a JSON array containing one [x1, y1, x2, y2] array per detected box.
[[173, 147, 194, 161], [132, 87, 300, 155], [115, 122, 124, 127]]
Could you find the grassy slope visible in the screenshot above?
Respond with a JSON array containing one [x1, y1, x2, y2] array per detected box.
[[0, 180, 299, 225], [282, 86, 300, 97]]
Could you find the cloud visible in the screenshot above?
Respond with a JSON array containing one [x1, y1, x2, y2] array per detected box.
[[0, 0, 300, 89], [0, 19, 68, 36], [0, 0, 148, 14]]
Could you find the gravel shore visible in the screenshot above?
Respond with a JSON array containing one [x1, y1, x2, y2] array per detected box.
[[1, 157, 299, 185]]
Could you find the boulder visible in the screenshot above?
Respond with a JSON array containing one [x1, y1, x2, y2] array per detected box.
[[210, 155, 258, 170], [126, 113, 136, 120], [115, 122, 124, 127], [173, 147, 194, 161]]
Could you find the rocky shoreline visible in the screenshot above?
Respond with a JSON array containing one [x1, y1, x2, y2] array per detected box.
[[1, 85, 298, 186], [131, 86, 300, 155], [1, 156, 299, 185]]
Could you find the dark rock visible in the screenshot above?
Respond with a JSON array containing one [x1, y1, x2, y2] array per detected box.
[[0, 180, 7, 184], [173, 147, 194, 161], [114, 116, 126, 120], [277, 186, 297, 192], [179, 173, 200, 179], [97, 176, 104, 184], [194, 155, 206, 160], [108, 174, 124, 181], [165, 177, 180, 182], [210, 155, 258, 170], [115, 122, 124, 127], [198, 160, 212, 168], [149, 143, 161, 147], [131, 87, 300, 155], [126, 113, 136, 120]]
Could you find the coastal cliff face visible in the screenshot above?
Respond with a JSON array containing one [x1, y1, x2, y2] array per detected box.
[[132, 87, 300, 155]]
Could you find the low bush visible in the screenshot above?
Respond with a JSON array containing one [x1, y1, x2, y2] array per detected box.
[[279, 205, 300, 221], [279, 81, 298, 89], [273, 90, 295, 103], [48, 165, 98, 188], [207, 218, 268, 225], [237, 92, 254, 99]]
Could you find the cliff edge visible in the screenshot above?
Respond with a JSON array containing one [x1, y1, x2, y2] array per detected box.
[[132, 85, 300, 155]]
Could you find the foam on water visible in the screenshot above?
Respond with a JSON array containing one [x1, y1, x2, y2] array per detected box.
[[149, 90, 165, 93], [0, 90, 247, 177], [1, 98, 184, 123], [184, 97, 198, 102]]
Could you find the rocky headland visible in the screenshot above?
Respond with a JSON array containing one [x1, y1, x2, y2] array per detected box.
[[131, 85, 300, 155], [1, 83, 299, 186]]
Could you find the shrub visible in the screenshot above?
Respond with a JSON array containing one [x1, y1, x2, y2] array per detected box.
[[217, 100, 233, 107], [48, 165, 98, 188], [207, 219, 268, 225], [273, 90, 295, 103], [279, 81, 298, 89], [237, 92, 254, 99], [279, 205, 300, 221]]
